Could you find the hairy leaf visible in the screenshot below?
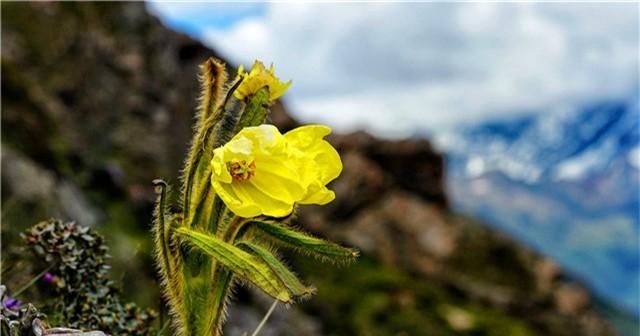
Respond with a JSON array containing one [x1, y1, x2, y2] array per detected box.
[[251, 220, 359, 263], [176, 227, 293, 303], [238, 241, 314, 299]]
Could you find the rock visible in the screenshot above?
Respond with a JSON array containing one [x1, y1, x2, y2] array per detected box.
[[1, 146, 56, 201], [555, 284, 590, 315], [2, 145, 102, 227], [535, 258, 561, 292], [296, 134, 617, 335], [55, 182, 101, 228]]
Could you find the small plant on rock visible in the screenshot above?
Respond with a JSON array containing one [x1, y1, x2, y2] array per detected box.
[[21, 219, 156, 335]]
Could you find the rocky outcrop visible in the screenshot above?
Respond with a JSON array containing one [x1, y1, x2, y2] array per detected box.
[[1, 2, 617, 335], [2, 145, 103, 227], [295, 133, 616, 335]]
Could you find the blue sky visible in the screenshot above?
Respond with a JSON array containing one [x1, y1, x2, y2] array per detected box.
[[147, 2, 638, 138], [147, 3, 266, 35]]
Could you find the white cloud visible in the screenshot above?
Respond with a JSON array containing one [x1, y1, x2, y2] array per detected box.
[[196, 3, 638, 137], [629, 146, 640, 170]]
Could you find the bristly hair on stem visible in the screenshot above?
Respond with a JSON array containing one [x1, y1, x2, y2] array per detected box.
[[153, 180, 187, 335], [152, 57, 358, 336]]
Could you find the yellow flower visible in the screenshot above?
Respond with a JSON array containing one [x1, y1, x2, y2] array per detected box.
[[210, 124, 341, 218], [284, 125, 342, 205], [234, 61, 292, 102]]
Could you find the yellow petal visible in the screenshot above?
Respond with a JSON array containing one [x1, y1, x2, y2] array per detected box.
[[211, 148, 232, 184], [237, 124, 283, 150], [251, 169, 304, 204], [212, 179, 260, 217], [284, 125, 332, 148], [233, 182, 293, 218], [234, 61, 291, 102], [255, 156, 302, 183], [210, 123, 342, 217], [226, 135, 253, 155], [285, 125, 342, 201], [313, 141, 342, 183], [284, 126, 340, 179], [299, 186, 335, 205]]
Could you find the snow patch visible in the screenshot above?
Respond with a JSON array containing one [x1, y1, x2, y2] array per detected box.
[[628, 146, 640, 170]]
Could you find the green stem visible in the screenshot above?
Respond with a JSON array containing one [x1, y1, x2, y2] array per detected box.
[[202, 214, 242, 335], [1, 259, 16, 275], [202, 270, 233, 336], [250, 299, 278, 336], [157, 319, 171, 336], [13, 265, 53, 297]]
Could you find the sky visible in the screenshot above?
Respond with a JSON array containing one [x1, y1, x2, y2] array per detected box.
[[147, 2, 639, 138]]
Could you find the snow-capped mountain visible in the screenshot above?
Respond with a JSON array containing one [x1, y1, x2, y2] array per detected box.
[[436, 98, 640, 315], [438, 99, 639, 183]]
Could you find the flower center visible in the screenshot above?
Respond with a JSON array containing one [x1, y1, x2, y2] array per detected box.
[[227, 159, 256, 182]]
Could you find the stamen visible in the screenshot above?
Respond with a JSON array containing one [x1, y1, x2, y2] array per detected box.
[[227, 159, 256, 182]]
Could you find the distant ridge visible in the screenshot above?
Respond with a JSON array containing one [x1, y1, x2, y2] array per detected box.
[[439, 98, 640, 316]]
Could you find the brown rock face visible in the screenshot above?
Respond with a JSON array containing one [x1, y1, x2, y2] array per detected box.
[[331, 132, 448, 207], [296, 132, 617, 335], [1, 2, 618, 336]]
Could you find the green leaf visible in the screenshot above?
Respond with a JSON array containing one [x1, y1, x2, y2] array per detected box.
[[238, 241, 314, 299], [250, 220, 359, 263], [234, 87, 270, 132], [152, 179, 174, 277], [175, 227, 294, 303]]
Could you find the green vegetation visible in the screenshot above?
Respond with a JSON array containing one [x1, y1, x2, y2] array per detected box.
[[295, 255, 536, 336]]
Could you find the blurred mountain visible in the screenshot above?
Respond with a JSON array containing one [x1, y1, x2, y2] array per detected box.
[[0, 2, 627, 335], [437, 99, 640, 316]]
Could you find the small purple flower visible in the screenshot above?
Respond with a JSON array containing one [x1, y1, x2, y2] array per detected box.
[[3, 297, 22, 310], [43, 272, 55, 283]]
